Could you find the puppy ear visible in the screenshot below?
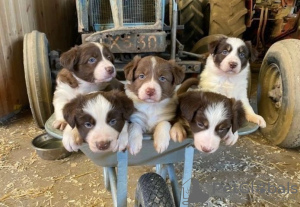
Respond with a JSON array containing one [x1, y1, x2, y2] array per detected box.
[[168, 60, 185, 85], [178, 91, 203, 122], [208, 37, 227, 55], [245, 41, 258, 62], [231, 99, 246, 133], [119, 92, 135, 120], [108, 90, 135, 120], [57, 68, 79, 88], [63, 95, 84, 128], [60, 46, 79, 70], [124, 55, 141, 82]]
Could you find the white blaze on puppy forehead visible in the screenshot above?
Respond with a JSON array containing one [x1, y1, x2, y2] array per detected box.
[[226, 37, 245, 48], [204, 102, 228, 128], [83, 95, 112, 126], [151, 56, 157, 69]]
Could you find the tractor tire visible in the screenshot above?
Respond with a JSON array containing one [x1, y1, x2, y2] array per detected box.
[[23, 30, 53, 128], [135, 173, 175, 207], [178, 0, 204, 51], [209, 0, 247, 37], [257, 39, 300, 148]]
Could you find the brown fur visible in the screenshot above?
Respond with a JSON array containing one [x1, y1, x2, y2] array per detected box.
[[124, 55, 185, 101]]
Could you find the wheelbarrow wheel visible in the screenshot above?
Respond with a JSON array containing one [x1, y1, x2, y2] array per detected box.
[[257, 39, 300, 148], [23, 30, 53, 128], [135, 173, 175, 207]]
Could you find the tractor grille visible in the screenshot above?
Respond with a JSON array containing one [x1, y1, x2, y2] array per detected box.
[[90, 0, 157, 31], [123, 0, 156, 24]]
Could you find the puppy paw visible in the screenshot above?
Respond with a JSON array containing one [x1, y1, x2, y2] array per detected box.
[[52, 120, 67, 130], [154, 137, 170, 153], [170, 122, 187, 142], [63, 126, 81, 152], [224, 131, 239, 146], [113, 131, 129, 152], [246, 114, 266, 128], [128, 134, 143, 155]]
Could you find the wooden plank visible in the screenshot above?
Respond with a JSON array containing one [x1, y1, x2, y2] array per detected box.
[[0, 0, 13, 116]]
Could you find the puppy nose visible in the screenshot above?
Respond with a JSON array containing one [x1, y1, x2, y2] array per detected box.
[[146, 88, 155, 96], [201, 146, 213, 153], [96, 141, 111, 150], [105, 66, 114, 74], [229, 62, 237, 69]]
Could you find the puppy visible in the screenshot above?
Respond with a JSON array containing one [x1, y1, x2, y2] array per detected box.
[[124, 56, 185, 154], [176, 90, 246, 153], [62, 90, 135, 153], [52, 42, 123, 131], [199, 37, 266, 128]]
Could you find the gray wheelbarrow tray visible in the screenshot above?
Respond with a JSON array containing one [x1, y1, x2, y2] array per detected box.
[[45, 114, 258, 207]]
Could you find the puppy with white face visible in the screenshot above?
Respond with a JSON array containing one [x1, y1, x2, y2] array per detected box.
[[199, 37, 266, 128], [177, 91, 246, 153], [124, 56, 185, 154], [52, 42, 122, 131], [62, 90, 134, 153]]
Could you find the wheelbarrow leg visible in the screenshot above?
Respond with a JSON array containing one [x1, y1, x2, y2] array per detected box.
[[107, 167, 117, 207], [117, 150, 128, 207], [156, 164, 168, 180], [103, 167, 111, 192], [167, 163, 180, 206], [180, 146, 194, 207]]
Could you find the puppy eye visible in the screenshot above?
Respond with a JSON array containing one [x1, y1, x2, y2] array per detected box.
[[88, 57, 96, 64], [84, 122, 93, 128], [107, 55, 111, 60], [197, 122, 205, 129], [159, 76, 166, 82], [239, 52, 245, 58], [139, 74, 145, 79], [222, 50, 229, 55], [218, 128, 228, 133], [109, 119, 117, 126]]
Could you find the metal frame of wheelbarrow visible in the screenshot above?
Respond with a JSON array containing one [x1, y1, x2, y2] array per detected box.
[[45, 114, 258, 207]]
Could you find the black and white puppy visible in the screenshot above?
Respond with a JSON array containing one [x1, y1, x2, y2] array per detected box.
[[199, 37, 266, 128], [124, 56, 185, 154], [176, 90, 246, 153], [63, 90, 134, 153], [53, 42, 123, 131]]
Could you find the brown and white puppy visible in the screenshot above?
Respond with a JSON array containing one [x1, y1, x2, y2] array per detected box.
[[62, 90, 134, 153], [124, 55, 185, 154], [199, 37, 266, 128], [52, 42, 123, 131], [176, 90, 246, 153]]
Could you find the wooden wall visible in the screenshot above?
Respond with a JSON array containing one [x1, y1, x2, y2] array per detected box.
[[0, 0, 77, 119]]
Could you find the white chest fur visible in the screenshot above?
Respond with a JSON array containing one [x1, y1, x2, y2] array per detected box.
[[199, 55, 249, 100]]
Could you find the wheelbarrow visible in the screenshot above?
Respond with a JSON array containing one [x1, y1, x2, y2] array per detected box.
[[45, 114, 258, 207]]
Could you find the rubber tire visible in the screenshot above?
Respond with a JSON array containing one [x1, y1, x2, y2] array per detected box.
[[135, 173, 175, 207], [209, 0, 247, 37], [178, 0, 204, 51], [257, 39, 300, 148], [23, 30, 53, 128]]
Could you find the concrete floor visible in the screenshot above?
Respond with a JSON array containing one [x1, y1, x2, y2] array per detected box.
[[1, 74, 300, 206]]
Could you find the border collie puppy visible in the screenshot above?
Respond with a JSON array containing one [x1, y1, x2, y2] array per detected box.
[[52, 42, 123, 131], [199, 37, 266, 128], [62, 90, 134, 152], [124, 56, 185, 154], [175, 90, 246, 153]]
